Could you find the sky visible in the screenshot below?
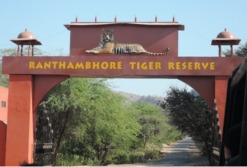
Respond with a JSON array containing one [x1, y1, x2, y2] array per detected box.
[[0, 0, 246, 97]]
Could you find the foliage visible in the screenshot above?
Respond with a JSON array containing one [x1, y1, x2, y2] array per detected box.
[[160, 87, 214, 163], [38, 78, 141, 165], [0, 48, 15, 87], [0, 68, 8, 87], [36, 78, 182, 166], [132, 103, 182, 160], [224, 42, 247, 57], [0, 47, 43, 57]]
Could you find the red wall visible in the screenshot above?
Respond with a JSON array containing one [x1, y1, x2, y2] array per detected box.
[[0, 86, 8, 165], [0, 121, 7, 166], [0, 86, 8, 123], [68, 23, 180, 57]]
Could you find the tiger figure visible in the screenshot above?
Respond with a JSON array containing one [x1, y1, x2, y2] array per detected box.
[[85, 29, 170, 56]]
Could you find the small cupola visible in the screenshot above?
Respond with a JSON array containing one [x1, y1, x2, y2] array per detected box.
[[211, 28, 240, 57], [10, 29, 42, 56]]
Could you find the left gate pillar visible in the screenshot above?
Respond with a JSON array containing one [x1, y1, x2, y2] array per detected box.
[[5, 75, 34, 166]]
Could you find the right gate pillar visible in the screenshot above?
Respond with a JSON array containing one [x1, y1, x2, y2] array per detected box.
[[215, 76, 228, 135]]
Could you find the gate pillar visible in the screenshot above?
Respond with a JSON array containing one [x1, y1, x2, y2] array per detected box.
[[215, 76, 228, 134], [5, 75, 34, 166]]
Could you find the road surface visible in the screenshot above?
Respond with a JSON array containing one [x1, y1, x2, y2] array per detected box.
[[110, 137, 209, 166]]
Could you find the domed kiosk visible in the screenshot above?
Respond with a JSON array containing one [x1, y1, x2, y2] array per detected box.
[[211, 28, 240, 57], [11, 29, 41, 56]]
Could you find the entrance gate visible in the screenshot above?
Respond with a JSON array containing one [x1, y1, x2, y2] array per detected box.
[[2, 20, 244, 165]]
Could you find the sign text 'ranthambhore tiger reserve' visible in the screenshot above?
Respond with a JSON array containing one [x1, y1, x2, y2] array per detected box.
[[29, 60, 215, 71], [2, 56, 235, 77]]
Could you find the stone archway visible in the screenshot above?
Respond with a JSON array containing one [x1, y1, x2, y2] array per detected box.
[[2, 21, 244, 165]]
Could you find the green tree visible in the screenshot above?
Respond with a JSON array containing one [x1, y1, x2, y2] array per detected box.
[[160, 87, 214, 163], [37, 78, 87, 165], [38, 78, 141, 165], [0, 48, 15, 87], [224, 42, 247, 57], [133, 102, 182, 160]]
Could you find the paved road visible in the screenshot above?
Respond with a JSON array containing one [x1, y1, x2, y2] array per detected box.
[[110, 137, 209, 166]]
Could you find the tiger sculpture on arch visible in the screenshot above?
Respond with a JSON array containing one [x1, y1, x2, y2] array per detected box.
[[85, 29, 170, 55]]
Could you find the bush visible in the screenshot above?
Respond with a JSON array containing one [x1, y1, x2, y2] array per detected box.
[[129, 152, 145, 163], [114, 152, 130, 164], [144, 150, 161, 160]]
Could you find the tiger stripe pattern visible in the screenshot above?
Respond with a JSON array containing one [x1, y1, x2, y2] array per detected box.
[[86, 29, 170, 56]]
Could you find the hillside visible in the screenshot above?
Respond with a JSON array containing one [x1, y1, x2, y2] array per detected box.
[[116, 91, 164, 106]]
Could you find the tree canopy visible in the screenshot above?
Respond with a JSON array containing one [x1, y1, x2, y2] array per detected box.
[[224, 42, 247, 57], [160, 87, 215, 163]]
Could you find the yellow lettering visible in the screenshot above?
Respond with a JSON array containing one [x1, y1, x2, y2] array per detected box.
[[67, 62, 74, 69], [129, 62, 136, 70], [188, 62, 192, 70], [59, 62, 66, 69], [75, 62, 84, 69], [182, 62, 187, 70], [194, 62, 200, 70], [86, 62, 91, 69], [168, 62, 175, 70], [176, 62, 181, 70], [136, 62, 140, 70], [155, 62, 161, 70], [210, 62, 215, 70], [117, 62, 122, 69], [92, 62, 100, 69], [149, 62, 154, 70], [36, 62, 43, 69], [141, 62, 147, 70], [101, 62, 109, 69], [29, 61, 35, 69], [109, 62, 116, 69], [43, 62, 51, 69], [201, 62, 209, 70], [167, 61, 216, 71], [52, 61, 58, 69]]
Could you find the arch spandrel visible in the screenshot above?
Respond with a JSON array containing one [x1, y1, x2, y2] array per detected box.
[[178, 76, 215, 109], [33, 75, 69, 111]]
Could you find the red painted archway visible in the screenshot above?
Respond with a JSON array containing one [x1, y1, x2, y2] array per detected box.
[[2, 21, 244, 165]]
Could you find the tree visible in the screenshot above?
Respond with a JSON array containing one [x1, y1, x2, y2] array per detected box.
[[38, 78, 141, 165], [224, 42, 247, 57], [133, 102, 182, 160], [160, 87, 214, 163]]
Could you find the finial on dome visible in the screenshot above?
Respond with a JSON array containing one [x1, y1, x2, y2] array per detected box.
[[135, 16, 137, 22], [155, 15, 158, 22], [173, 16, 176, 22]]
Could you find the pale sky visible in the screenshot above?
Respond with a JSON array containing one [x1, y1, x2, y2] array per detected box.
[[1, 0, 246, 96]]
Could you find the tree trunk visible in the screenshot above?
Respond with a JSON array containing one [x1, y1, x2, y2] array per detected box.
[[52, 109, 70, 165]]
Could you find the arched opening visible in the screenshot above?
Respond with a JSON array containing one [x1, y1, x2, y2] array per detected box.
[[33, 78, 186, 165], [32, 77, 220, 165]]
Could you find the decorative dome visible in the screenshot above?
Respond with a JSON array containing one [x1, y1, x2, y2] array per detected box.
[[216, 28, 235, 39], [17, 29, 36, 39], [11, 29, 41, 46], [211, 28, 240, 46]]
